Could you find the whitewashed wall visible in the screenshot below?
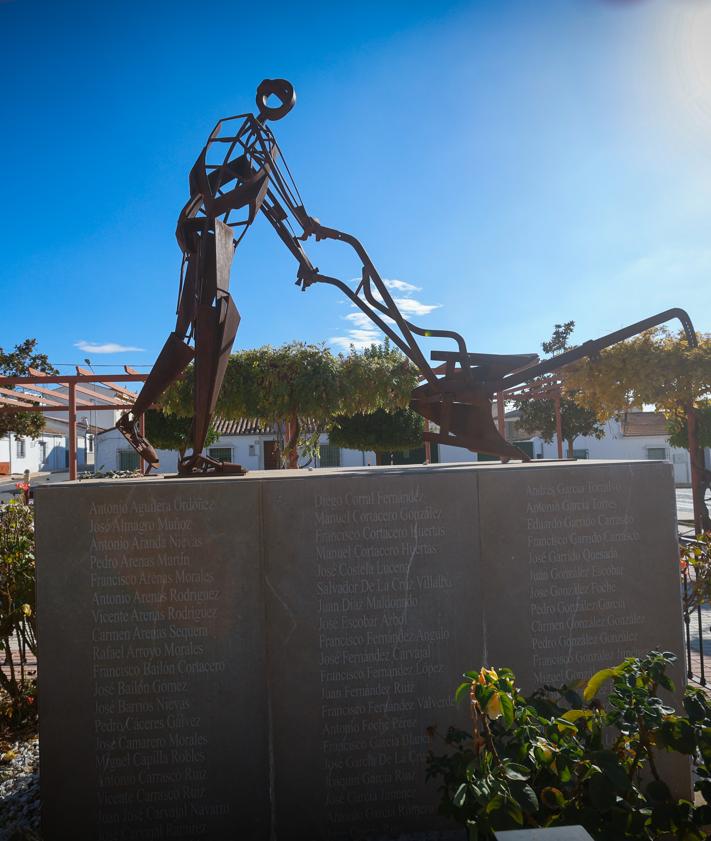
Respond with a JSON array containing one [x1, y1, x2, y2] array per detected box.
[[535, 418, 691, 484], [96, 428, 375, 474], [0, 430, 82, 475], [436, 417, 696, 486]]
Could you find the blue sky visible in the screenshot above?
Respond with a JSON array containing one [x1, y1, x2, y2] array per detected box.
[[1, 0, 709, 375]]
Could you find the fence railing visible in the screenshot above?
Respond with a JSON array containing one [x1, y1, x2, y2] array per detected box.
[[681, 534, 709, 687]]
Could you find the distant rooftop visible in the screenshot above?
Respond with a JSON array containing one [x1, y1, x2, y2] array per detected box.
[[621, 411, 667, 437], [211, 417, 319, 436]]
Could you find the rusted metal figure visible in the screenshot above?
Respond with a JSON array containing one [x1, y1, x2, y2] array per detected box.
[[118, 79, 698, 473], [118, 80, 299, 474]]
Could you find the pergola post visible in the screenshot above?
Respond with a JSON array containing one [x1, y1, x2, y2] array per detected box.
[[554, 390, 563, 459], [139, 414, 147, 475], [497, 392, 505, 436], [687, 404, 711, 533], [68, 383, 77, 481]]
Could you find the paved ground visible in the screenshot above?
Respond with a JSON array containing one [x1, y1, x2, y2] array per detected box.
[[0, 471, 70, 504], [0, 637, 36, 684], [677, 486, 711, 535]]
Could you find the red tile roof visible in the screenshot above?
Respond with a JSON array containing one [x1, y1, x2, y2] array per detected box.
[[621, 411, 667, 437]]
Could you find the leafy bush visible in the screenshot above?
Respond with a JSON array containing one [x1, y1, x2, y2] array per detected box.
[[328, 408, 425, 453], [427, 651, 711, 840], [161, 341, 420, 463], [0, 499, 37, 727]]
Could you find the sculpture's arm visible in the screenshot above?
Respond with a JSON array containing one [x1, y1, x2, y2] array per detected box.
[[256, 190, 470, 389]]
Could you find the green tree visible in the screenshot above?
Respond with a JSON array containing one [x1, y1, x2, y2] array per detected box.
[[0, 339, 58, 440], [512, 322, 606, 458], [564, 327, 711, 530], [667, 404, 711, 450], [161, 341, 419, 466], [145, 409, 219, 461], [328, 408, 425, 457]]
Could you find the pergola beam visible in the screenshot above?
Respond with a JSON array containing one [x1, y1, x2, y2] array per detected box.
[[0, 395, 36, 409], [0, 369, 148, 479], [0, 386, 67, 407], [75, 366, 138, 400], [0, 373, 147, 386], [0, 402, 131, 413]]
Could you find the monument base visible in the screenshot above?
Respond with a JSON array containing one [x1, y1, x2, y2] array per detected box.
[[35, 460, 686, 840]]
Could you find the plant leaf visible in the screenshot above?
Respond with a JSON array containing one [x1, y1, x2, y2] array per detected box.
[[584, 666, 622, 702]]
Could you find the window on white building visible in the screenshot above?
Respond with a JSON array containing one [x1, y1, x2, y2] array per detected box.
[[16, 438, 26, 458], [572, 449, 589, 459], [87, 435, 94, 454], [647, 447, 667, 461], [118, 449, 140, 471], [319, 444, 341, 468], [209, 447, 232, 463]]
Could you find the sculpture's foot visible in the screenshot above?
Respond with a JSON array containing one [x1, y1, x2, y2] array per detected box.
[[177, 454, 247, 477], [116, 413, 159, 468]]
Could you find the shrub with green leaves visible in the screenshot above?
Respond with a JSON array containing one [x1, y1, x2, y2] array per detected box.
[[426, 651, 711, 840], [681, 533, 711, 616], [0, 499, 37, 727]]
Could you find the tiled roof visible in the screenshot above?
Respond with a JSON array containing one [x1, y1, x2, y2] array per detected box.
[[211, 417, 320, 436], [211, 418, 273, 435], [621, 411, 667, 437]]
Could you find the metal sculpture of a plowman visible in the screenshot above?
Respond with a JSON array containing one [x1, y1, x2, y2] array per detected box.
[[118, 79, 698, 474]]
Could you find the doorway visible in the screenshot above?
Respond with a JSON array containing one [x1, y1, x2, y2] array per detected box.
[[263, 440, 280, 470]]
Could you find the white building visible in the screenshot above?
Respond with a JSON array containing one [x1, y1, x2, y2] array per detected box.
[[0, 380, 129, 476], [95, 409, 708, 484], [0, 417, 94, 475], [440, 409, 707, 487], [96, 418, 376, 473]]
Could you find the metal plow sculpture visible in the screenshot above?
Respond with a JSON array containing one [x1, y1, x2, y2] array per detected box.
[[118, 79, 698, 475]]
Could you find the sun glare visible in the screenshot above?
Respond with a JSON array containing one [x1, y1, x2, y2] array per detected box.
[[669, 1, 711, 133]]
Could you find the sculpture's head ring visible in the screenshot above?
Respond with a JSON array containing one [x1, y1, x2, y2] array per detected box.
[[256, 79, 296, 122]]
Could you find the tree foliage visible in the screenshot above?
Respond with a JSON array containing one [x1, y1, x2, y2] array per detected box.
[[145, 409, 218, 457], [563, 326, 711, 529], [162, 341, 418, 421], [328, 409, 424, 453], [512, 322, 605, 457], [563, 327, 711, 418], [161, 342, 420, 459], [667, 404, 711, 451], [0, 339, 58, 440]]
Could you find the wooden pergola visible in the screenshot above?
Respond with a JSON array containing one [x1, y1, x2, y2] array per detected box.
[[0, 367, 148, 479]]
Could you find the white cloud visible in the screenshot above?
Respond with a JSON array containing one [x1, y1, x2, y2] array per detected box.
[[329, 312, 382, 350], [74, 340, 145, 354], [394, 297, 442, 317], [328, 280, 442, 350], [383, 278, 421, 293]]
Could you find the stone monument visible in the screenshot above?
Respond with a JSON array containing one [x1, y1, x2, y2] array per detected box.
[[35, 459, 685, 840]]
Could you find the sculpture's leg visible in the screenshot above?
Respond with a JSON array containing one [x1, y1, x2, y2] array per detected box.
[[117, 332, 195, 468], [178, 218, 244, 476], [178, 293, 242, 475]]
